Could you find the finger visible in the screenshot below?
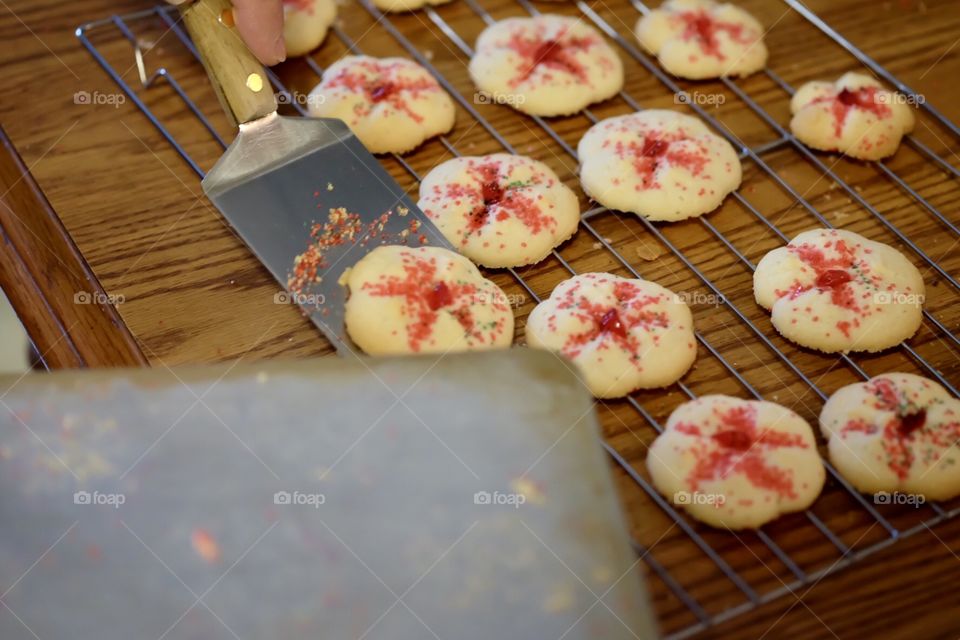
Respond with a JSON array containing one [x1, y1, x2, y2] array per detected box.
[[232, 0, 286, 66]]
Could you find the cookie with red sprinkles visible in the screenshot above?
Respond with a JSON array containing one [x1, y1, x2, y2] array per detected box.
[[754, 228, 924, 353], [341, 245, 514, 355], [821, 373, 960, 501], [525, 273, 696, 398], [635, 0, 767, 80], [308, 55, 455, 154], [577, 109, 741, 221], [648, 395, 826, 530], [790, 72, 916, 160], [417, 154, 580, 268], [282, 0, 336, 57], [468, 15, 624, 117]]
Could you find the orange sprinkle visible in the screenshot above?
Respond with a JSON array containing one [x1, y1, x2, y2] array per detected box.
[[191, 528, 221, 564]]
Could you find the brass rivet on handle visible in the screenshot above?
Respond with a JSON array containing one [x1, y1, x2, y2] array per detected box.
[[246, 73, 264, 93], [218, 8, 236, 27]]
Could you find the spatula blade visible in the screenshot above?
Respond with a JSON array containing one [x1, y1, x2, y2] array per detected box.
[[203, 114, 452, 354]]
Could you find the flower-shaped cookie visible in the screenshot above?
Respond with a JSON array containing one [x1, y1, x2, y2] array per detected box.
[[635, 0, 767, 79], [753, 229, 924, 353], [577, 110, 741, 221], [342, 246, 514, 355], [790, 72, 916, 160], [648, 395, 826, 529], [468, 15, 624, 117], [308, 56, 455, 154], [417, 154, 580, 268], [282, 0, 336, 57], [820, 373, 960, 501], [525, 273, 696, 398]]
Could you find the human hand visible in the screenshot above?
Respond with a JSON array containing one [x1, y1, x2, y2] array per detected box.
[[168, 0, 286, 66]]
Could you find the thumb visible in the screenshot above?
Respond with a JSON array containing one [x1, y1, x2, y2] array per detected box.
[[169, 0, 287, 66], [232, 0, 286, 66]]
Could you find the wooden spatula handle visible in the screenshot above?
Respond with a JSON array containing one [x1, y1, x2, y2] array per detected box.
[[180, 0, 277, 127]]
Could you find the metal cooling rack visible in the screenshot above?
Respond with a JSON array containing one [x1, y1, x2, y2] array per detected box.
[[77, 1, 960, 637]]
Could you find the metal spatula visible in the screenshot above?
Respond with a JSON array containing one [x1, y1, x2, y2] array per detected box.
[[0, 350, 659, 639], [181, 0, 451, 354]]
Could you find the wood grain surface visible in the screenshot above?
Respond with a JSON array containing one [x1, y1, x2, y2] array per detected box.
[[0, 126, 146, 368], [1, 0, 960, 637]]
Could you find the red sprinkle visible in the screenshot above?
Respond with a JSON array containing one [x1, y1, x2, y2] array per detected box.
[[442, 161, 556, 239], [676, 10, 754, 61], [191, 528, 221, 564], [362, 252, 508, 351], [325, 59, 440, 124], [839, 378, 960, 480], [507, 27, 597, 86], [615, 132, 710, 189], [681, 404, 808, 499], [813, 86, 892, 138], [553, 277, 669, 366], [781, 236, 870, 337]]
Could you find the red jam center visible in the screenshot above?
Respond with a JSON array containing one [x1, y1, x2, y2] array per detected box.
[[508, 32, 593, 85], [467, 180, 506, 230], [815, 269, 853, 289], [532, 40, 564, 67], [838, 88, 871, 108], [689, 14, 716, 43], [598, 308, 628, 339], [712, 429, 753, 451], [425, 281, 453, 311], [899, 409, 927, 436], [642, 138, 670, 158], [678, 10, 748, 60], [369, 83, 395, 102], [480, 181, 505, 207]]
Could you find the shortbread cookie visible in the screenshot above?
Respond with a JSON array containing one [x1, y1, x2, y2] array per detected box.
[[635, 0, 768, 80], [525, 273, 696, 398], [754, 229, 924, 353], [790, 72, 916, 160], [308, 56, 455, 154], [372, 0, 453, 11], [820, 373, 960, 501], [648, 395, 826, 529], [577, 110, 741, 221], [342, 245, 514, 355], [282, 0, 336, 57], [468, 15, 624, 117], [417, 154, 580, 268]]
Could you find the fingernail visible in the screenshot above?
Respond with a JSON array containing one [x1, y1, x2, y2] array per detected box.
[[273, 35, 287, 64]]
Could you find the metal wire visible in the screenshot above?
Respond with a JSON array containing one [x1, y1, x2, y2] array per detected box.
[[76, 2, 960, 637]]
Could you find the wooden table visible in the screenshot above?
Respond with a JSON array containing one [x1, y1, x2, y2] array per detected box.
[[1, 0, 959, 637]]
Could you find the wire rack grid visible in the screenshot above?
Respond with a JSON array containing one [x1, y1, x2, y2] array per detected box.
[[77, 1, 960, 637]]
